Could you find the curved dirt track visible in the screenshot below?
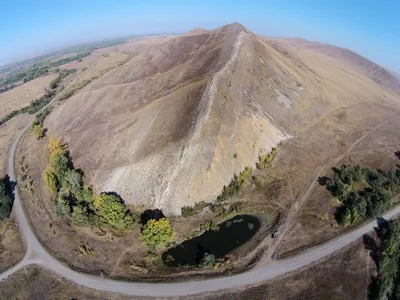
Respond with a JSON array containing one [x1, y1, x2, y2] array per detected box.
[[1, 115, 400, 297]]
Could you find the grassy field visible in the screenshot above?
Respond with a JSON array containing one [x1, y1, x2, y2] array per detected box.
[[0, 74, 57, 120], [0, 220, 25, 273]]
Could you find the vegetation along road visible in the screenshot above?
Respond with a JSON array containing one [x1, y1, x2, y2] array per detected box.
[[0, 111, 399, 297]]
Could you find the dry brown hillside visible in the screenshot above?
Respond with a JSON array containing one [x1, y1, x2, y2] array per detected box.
[[45, 23, 400, 215]]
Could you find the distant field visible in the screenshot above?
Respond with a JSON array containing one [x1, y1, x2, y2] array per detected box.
[[0, 73, 57, 120], [0, 114, 31, 176]]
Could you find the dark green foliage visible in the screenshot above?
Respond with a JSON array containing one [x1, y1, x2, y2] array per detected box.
[[0, 176, 13, 221], [54, 195, 71, 219], [324, 164, 400, 226], [370, 220, 400, 300], [71, 205, 89, 225], [181, 201, 208, 217], [217, 167, 252, 202]]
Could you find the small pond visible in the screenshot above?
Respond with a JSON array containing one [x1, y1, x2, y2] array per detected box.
[[162, 214, 260, 267]]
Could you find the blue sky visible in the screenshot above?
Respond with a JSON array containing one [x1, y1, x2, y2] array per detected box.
[[0, 0, 399, 72]]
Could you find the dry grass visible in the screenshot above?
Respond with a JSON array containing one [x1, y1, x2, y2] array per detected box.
[[196, 242, 370, 300], [0, 242, 370, 300], [277, 119, 400, 257], [0, 220, 25, 273], [0, 73, 57, 120], [0, 114, 31, 177]]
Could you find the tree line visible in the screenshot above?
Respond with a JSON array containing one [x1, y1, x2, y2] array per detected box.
[[370, 220, 400, 300], [42, 137, 134, 233], [0, 51, 91, 92], [323, 164, 400, 226], [0, 176, 14, 221]]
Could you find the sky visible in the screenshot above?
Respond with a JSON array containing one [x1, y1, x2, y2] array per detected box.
[[0, 0, 399, 72]]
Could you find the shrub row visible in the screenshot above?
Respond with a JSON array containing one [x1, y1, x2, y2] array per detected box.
[[217, 167, 252, 202], [42, 137, 134, 233], [256, 147, 278, 170]]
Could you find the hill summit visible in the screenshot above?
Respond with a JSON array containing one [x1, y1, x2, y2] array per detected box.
[[45, 23, 400, 214]]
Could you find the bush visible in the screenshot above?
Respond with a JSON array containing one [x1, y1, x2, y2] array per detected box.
[[200, 253, 216, 268], [141, 218, 175, 251], [31, 124, 45, 139], [181, 201, 208, 217], [217, 167, 252, 202], [256, 147, 278, 170]]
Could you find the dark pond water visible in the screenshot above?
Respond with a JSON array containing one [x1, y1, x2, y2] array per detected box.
[[162, 214, 260, 267]]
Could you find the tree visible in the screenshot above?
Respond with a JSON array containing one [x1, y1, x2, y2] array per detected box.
[[0, 176, 13, 221], [62, 170, 83, 197], [200, 252, 216, 268], [141, 218, 175, 251], [42, 166, 59, 194], [93, 193, 134, 232], [48, 137, 66, 153], [54, 195, 71, 219], [32, 124, 45, 139], [50, 151, 72, 179], [71, 205, 89, 225], [366, 190, 392, 217]]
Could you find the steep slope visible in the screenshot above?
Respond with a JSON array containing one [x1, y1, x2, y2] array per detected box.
[[46, 23, 288, 214], [45, 23, 400, 214]]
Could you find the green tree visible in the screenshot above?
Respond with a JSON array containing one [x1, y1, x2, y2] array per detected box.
[[200, 253, 216, 268], [32, 124, 45, 139], [42, 166, 59, 194], [0, 176, 13, 221], [71, 205, 89, 225], [62, 169, 83, 197], [141, 218, 175, 251], [54, 195, 71, 219], [93, 193, 134, 232]]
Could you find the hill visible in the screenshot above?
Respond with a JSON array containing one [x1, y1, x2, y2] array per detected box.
[[45, 23, 400, 215]]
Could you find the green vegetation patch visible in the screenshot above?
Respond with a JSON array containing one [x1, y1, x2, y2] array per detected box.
[[323, 164, 400, 226], [58, 79, 92, 101], [141, 218, 175, 251], [256, 147, 278, 170], [49, 69, 76, 89], [42, 137, 134, 233], [181, 201, 208, 217], [217, 167, 252, 202], [0, 176, 13, 221], [370, 220, 400, 299]]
